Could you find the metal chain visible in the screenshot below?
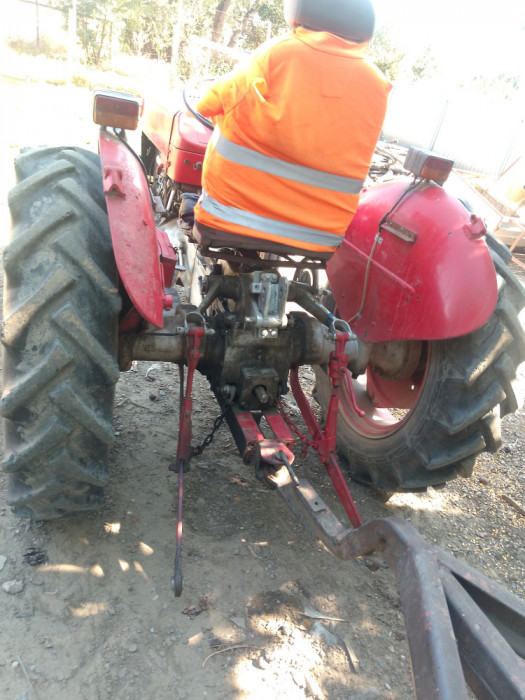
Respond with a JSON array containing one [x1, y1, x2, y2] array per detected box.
[[192, 402, 232, 457], [276, 399, 317, 458]]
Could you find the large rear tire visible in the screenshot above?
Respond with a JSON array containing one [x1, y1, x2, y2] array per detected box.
[[314, 235, 525, 491], [1, 147, 121, 519]]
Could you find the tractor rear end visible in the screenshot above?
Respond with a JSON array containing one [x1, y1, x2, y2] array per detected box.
[[2, 88, 525, 698]]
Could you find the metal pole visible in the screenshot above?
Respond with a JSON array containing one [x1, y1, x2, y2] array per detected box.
[[67, 0, 78, 83], [171, 0, 184, 88], [35, 0, 40, 49], [498, 119, 524, 178], [429, 100, 449, 152]]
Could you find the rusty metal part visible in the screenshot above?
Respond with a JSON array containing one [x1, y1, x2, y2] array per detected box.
[[216, 399, 297, 486], [171, 458, 184, 597], [192, 401, 232, 457], [221, 401, 294, 473], [171, 326, 203, 473], [276, 398, 318, 457], [290, 332, 363, 528], [368, 338, 423, 380], [257, 442, 296, 488], [120, 275, 369, 404], [273, 470, 525, 700], [170, 324, 204, 597]]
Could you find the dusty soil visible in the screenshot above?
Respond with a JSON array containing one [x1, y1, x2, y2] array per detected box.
[[1, 80, 525, 700]]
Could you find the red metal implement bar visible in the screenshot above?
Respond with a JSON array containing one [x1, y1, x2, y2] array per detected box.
[[289, 331, 363, 528]]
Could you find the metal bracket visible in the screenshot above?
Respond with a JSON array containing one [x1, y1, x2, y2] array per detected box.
[[381, 216, 418, 243]]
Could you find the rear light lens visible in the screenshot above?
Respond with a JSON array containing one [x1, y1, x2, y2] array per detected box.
[[93, 89, 141, 131], [404, 147, 454, 185]]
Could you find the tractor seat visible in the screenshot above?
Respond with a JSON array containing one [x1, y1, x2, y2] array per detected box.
[[192, 220, 333, 261]]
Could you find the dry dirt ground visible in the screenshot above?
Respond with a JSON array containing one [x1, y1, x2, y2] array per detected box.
[[1, 80, 525, 700]]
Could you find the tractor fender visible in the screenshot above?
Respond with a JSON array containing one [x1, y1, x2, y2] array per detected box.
[[327, 180, 498, 342], [98, 129, 164, 328]]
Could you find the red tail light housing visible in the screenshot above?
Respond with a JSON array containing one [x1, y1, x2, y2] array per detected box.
[[93, 89, 142, 131]]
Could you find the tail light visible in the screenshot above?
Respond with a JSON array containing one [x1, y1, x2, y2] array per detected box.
[[404, 147, 454, 185], [93, 89, 142, 131]]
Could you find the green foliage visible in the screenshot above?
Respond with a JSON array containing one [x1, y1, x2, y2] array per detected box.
[[71, 73, 93, 89], [224, 0, 287, 51], [467, 73, 520, 100], [7, 35, 67, 58], [51, 0, 121, 65], [116, 0, 174, 60], [50, 0, 287, 75], [410, 46, 438, 83], [368, 30, 443, 85], [368, 28, 405, 81]]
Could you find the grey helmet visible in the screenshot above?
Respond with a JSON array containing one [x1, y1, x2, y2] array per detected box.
[[284, 0, 375, 43]]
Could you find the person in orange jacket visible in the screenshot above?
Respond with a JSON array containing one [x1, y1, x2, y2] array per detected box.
[[193, 0, 391, 258]]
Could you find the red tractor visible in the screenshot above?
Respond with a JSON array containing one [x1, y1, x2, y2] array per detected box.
[[3, 88, 525, 697]]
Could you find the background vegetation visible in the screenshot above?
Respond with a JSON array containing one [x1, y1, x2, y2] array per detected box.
[[10, 0, 442, 85], [5, 0, 520, 100]]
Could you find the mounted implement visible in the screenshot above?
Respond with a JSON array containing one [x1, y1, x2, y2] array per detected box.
[[2, 88, 525, 698]]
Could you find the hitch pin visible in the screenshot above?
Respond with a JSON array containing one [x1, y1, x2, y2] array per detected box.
[[277, 450, 300, 486]]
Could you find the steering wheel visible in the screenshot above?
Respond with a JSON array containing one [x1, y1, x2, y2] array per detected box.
[[182, 86, 214, 131]]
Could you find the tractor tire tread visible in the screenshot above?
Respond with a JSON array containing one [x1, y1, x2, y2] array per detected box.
[[2, 146, 119, 519]]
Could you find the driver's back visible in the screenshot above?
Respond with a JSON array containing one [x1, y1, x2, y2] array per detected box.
[[193, 19, 391, 258]]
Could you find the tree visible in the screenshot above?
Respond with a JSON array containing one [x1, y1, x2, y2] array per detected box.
[[117, 0, 174, 60], [367, 28, 405, 82], [179, 0, 286, 80], [225, 1, 286, 51], [467, 72, 521, 100], [410, 46, 438, 83], [51, 0, 286, 74], [52, 0, 117, 65], [211, 0, 234, 43]]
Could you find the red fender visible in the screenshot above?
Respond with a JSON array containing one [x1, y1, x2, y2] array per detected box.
[[327, 181, 498, 342], [98, 129, 164, 328]]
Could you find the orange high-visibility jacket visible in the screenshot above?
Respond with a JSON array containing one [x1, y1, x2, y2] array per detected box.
[[194, 27, 392, 256]]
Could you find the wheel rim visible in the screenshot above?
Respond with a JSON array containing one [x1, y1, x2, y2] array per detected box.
[[338, 343, 430, 438]]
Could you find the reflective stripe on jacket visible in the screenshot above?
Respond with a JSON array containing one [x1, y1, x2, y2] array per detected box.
[[194, 27, 392, 254]]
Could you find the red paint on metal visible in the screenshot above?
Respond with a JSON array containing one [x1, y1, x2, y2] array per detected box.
[[119, 307, 145, 333], [167, 111, 209, 186], [328, 181, 498, 342], [171, 327, 204, 599], [141, 98, 210, 186], [235, 412, 264, 444], [259, 441, 295, 467], [99, 129, 164, 327], [264, 412, 294, 450], [174, 327, 204, 471], [465, 214, 487, 239], [364, 366, 422, 410], [290, 333, 363, 528], [157, 228, 177, 290], [140, 96, 179, 163]]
